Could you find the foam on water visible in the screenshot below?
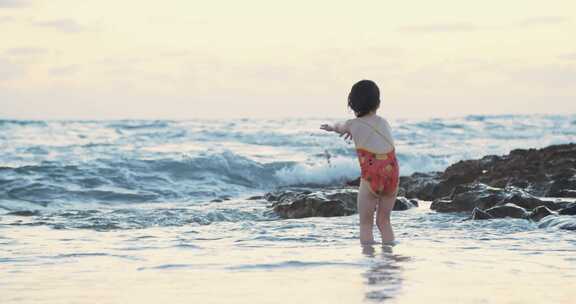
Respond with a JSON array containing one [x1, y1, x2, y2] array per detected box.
[[274, 156, 360, 186]]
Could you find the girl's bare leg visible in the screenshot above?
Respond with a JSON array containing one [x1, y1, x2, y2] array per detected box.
[[358, 179, 379, 245], [376, 189, 398, 243]]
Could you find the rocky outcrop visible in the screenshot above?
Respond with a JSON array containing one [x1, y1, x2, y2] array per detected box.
[[246, 195, 264, 200], [470, 204, 558, 222], [6, 210, 41, 216], [559, 203, 576, 215], [270, 144, 576, 224], [429, 184, 559, 213], [264, 188, 418, 219], [471, 207, 493, 220], [484, 204, 528, 219], [399, 143, 576, 200], [394, 197, 418, 210], [429, 182, 573, 224], [265, 188, 356, 219], [430, 183, 504, 213], [419, 144, 576, 227], [399, 172, 443, 200], [528, 206, 555, 222]]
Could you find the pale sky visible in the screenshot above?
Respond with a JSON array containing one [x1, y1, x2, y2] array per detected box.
[[0, 0, 575, 119]]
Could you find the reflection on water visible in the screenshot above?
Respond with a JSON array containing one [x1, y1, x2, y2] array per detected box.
[[2, 216, 576, 303], [361, 244, 411, 302]]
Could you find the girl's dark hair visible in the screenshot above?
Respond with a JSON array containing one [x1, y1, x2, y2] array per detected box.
[[347, 80, 380, 117]]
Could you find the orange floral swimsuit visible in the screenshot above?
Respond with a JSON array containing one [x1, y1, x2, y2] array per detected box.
[[355, 121, 400, 196]]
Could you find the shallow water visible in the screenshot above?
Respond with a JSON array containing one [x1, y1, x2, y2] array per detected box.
[[1, 115, 576, 303], [2, 201, 575, 303]]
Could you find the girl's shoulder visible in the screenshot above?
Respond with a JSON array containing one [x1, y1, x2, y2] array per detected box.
[[381, 116, 392, 127], [345, 117, 364, 128], [353, 115, 389, 126], [347, 115, 391, 130], [344, 117, 363, 126], [373, 115, 392, 128]]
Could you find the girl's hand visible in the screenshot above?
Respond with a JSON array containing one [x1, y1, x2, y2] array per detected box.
[[321, 124, 352, 141], [320, 124, 334, 132], [339, 131, 352, 141]]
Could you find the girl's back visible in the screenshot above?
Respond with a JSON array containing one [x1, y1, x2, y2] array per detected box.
[[348, 114, 395, 154]]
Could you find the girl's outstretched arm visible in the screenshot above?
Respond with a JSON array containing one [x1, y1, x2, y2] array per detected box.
[[320, 120, 352, 140]]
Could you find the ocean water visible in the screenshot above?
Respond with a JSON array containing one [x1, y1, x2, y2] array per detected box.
[[1, 114, 576, 303]]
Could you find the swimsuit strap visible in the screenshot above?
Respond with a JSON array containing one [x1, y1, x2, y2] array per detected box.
[[355, 119, 395, 148]]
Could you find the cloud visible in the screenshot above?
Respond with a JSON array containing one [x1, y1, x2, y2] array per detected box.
[[520, 16, 570, 26], [558, 52, 576, 61], [98, 56, 144, 65], [0, 0, 32, 8], [397, 23, 479, 33], [0, 58, 24, 82], [159, 50, 194, 57], [32, 19, 88, 33], [397, 17, 571, 34], [4, 47, 47, 56], [49, 64, 81, 76], [0, 16, 15, 23], [507, 65, 576, 87]]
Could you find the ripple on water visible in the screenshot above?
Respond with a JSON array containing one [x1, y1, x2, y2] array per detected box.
[[1, 205, 274, 231], [137, 263, 219, 271], [225, 260, 363, 271], [51, 252, 141, 261]]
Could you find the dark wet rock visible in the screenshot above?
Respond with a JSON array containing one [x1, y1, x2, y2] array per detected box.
[[274, 198, 356, 219], [265, 189, 416, 219], [547, 171, 576, 197], [263, 192, 279, 202], [399, 172, 442, 200], [559, 202, 576, 215], [346, 177, 360, 187], [409, 199, 419, 207], [393, 197, 416, 211], [484, 204, 528, 219], [399, 143, 576, 200], [430, 183, 562, 213], [552, 200, 575, 209], [431, 183, 504, 213], [270, 189, 357, 219], [6, 210, 40, 216], [397, 187, 407, 197], [528, 206, 556, 222], [264, 189, 312, 204], [430, 199, 455, 212], [210, 199, 223, 203], [468, 204, 552, 222], [471, 207, 493, 220], [551, 189, 576, 198], [246, 195, 264, 200], [501, 187, 560, 210]]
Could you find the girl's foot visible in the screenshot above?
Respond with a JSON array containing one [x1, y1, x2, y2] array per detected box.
[[381, 239, 399, 247], [360, 239, 378, 246], [361, 244, 376, 256]]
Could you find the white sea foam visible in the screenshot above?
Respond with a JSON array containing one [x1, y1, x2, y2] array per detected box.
[[274, 156, 360, 186]]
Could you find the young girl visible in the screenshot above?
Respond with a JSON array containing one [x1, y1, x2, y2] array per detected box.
[[320, 80, 400, 246]]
